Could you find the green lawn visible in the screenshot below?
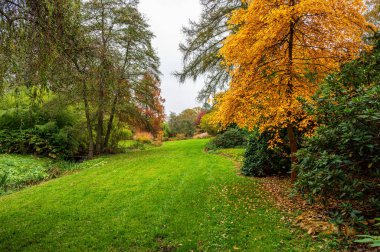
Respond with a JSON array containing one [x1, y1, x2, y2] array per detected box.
[[210, 148, 246, 163], [0, 140, 329, 251]]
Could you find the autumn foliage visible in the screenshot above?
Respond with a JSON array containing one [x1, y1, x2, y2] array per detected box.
[[213, 0, 372, 150], [210, 0, 374, 181]]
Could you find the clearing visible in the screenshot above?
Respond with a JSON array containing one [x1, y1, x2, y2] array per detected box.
[[0, 139, 328, 251]]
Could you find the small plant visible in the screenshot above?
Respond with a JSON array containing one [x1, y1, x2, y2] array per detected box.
[[118, 127, 133, 140], [355, 218, 380, 248], [175, 133, 187, 140], [355, 235, 380, 248], [0, 171, 9, 193]]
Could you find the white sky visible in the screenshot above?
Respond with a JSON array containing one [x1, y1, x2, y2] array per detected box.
[[139, 0, 204, 114]]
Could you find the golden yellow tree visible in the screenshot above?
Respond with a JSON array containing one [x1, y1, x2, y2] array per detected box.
[[213, 0, 374, 181]]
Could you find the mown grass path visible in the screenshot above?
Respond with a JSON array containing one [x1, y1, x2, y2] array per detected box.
[[0, 140, 325, 251]]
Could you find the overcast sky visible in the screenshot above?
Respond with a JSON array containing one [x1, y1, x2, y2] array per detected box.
[[139, 0, 204, 114]]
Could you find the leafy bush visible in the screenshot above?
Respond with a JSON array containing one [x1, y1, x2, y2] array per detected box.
[[0, 96, 87, 159], [118, 127, 133, 140], [134, 132, 153, 144], [162, 122, 171, 139], [206, 127, 248, 150], [175, 133, 187, 140], [296, 37, 380, 223], [242, 130, 291, 177], [296, 84, 380, 219], [0, 127, 83, 159]]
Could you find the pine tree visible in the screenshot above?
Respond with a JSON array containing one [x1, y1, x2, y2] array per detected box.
[[176, 0, 243, 101]]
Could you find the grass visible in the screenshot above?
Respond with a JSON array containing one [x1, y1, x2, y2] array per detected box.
[[119, 139, 137, 148], [119, 140, 158, 151], [0, 139, 331, 251], [210, 148, 246, 163]]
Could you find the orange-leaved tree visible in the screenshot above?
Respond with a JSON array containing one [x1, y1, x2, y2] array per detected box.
[[213, 0, 374, 181]]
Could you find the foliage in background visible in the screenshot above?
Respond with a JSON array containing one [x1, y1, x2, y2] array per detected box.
[[0, 0, 164, 158], [134, 132, 154, 144], [195, 109, 207, 126], [162, 122, 171, 140], [296, 36, 380, 224], [0, 92, 87, 159], [168, 108, 201, 137], [206, 127, 248, 150], [116, 127, 133, 141], [200, 112, 219, 136], [242, 130, 291, 177], [80, 0, 162, 156], [134, 73, 165, 137]]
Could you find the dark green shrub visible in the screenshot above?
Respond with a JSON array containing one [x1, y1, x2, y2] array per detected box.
[[296, 35, 380, 223], [296, 84, 380, 219], [0, 106, 41, 129], [0, 127, 84, 159], [0, 97, 87, 159], [242, 130, 291, 177], [206, 127, 248, 150]]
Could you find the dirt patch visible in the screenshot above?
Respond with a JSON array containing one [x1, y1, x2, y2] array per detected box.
[[154, 234, 177, 252]]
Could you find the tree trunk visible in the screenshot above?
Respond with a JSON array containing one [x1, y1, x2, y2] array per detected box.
[[96, 0, 106, 154], [82, 81, 94, 159], [104, 91, 118, 150], [287, 124, 298, 183], [286, 0, 298, 183], [95, 87, 104, 154]]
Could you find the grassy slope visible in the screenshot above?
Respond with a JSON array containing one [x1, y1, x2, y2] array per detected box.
[[0, 140, 326, 251]]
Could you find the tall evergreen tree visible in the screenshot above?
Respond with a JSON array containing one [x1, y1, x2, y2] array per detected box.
[[176, 0, 243, 101]]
